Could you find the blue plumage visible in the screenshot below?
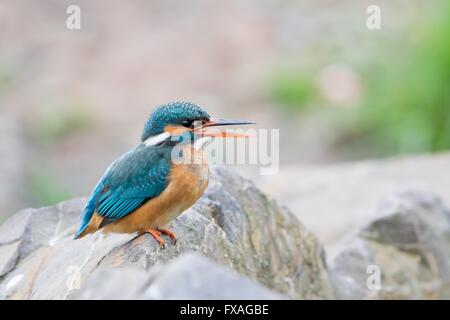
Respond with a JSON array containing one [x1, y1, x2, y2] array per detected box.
[[74, 101, 252, 243], [74, 101, 210, 239], [74, 145, 172, 239]]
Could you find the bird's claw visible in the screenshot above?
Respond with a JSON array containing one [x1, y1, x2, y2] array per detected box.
[[145, 229, 166, 247], [144, 228, 177, 247], [158, 228, 177, 245]]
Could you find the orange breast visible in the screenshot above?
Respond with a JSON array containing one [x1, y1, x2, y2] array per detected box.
[[89, 146, 209, 235]]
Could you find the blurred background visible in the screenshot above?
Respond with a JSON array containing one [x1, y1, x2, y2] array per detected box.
[[0, 0, 448, 227]]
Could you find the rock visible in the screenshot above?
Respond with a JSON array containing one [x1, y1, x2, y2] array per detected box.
[[0, 200, 83, 278], [329, 191, 450, 299], [72, 252, 286, 300], [0, 166, 333, 300], [3, 158, 450, 300], [254, 153, 450, 253]]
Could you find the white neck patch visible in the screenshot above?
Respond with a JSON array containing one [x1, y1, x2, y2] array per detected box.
[[143, 132, 171, 147]]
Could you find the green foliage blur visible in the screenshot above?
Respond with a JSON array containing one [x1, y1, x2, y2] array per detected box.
[[0, 65, 13, 96], [270, 1, 450, 157], [29, 171, 72, 208], [26, 101, 95, 206], [32, 106, 94, 144], [270, 68, 316, 112], [359, 0, 450, 154]]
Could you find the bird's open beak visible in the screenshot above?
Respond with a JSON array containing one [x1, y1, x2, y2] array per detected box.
[[193, 118, 254, 138], [203, 118, 255, 128]]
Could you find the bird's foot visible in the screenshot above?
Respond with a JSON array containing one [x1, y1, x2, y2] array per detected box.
[[157, 228, 177, 245], [145, 228, 166, 248]]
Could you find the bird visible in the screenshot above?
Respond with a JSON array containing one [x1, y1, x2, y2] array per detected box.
[[73, 101, 253, 246]]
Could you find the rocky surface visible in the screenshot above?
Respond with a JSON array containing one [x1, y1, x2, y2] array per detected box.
[[72, 252, 286, 300], [0, 166, 332, 300], [329, 191, 450, 299], [2, 162, 450, 300], [255, 153, 450, 253]]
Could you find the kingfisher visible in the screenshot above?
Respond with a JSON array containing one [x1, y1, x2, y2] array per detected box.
[[74, 101, 253, 246]]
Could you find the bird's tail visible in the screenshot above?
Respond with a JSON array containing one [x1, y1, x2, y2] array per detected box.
[[73, 194, 98, 239]]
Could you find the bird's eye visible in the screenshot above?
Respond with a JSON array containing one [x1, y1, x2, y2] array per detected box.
[[182, 120, 193, 128]]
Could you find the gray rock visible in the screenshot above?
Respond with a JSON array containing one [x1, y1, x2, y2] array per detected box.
[[0, 241, 20, 277], [0, 166, 333, 300], [254, 153, 450, 253], [0, 208, 33, 246], [3, 160, 450, 300], [72, 252, 286, 300], [329, 191, 450, 299]]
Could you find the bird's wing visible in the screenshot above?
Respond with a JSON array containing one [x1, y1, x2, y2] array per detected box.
[[74, 146, 172, 238]]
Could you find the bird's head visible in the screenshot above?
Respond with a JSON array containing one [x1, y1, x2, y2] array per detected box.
[[141, 101, 253, 146]]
